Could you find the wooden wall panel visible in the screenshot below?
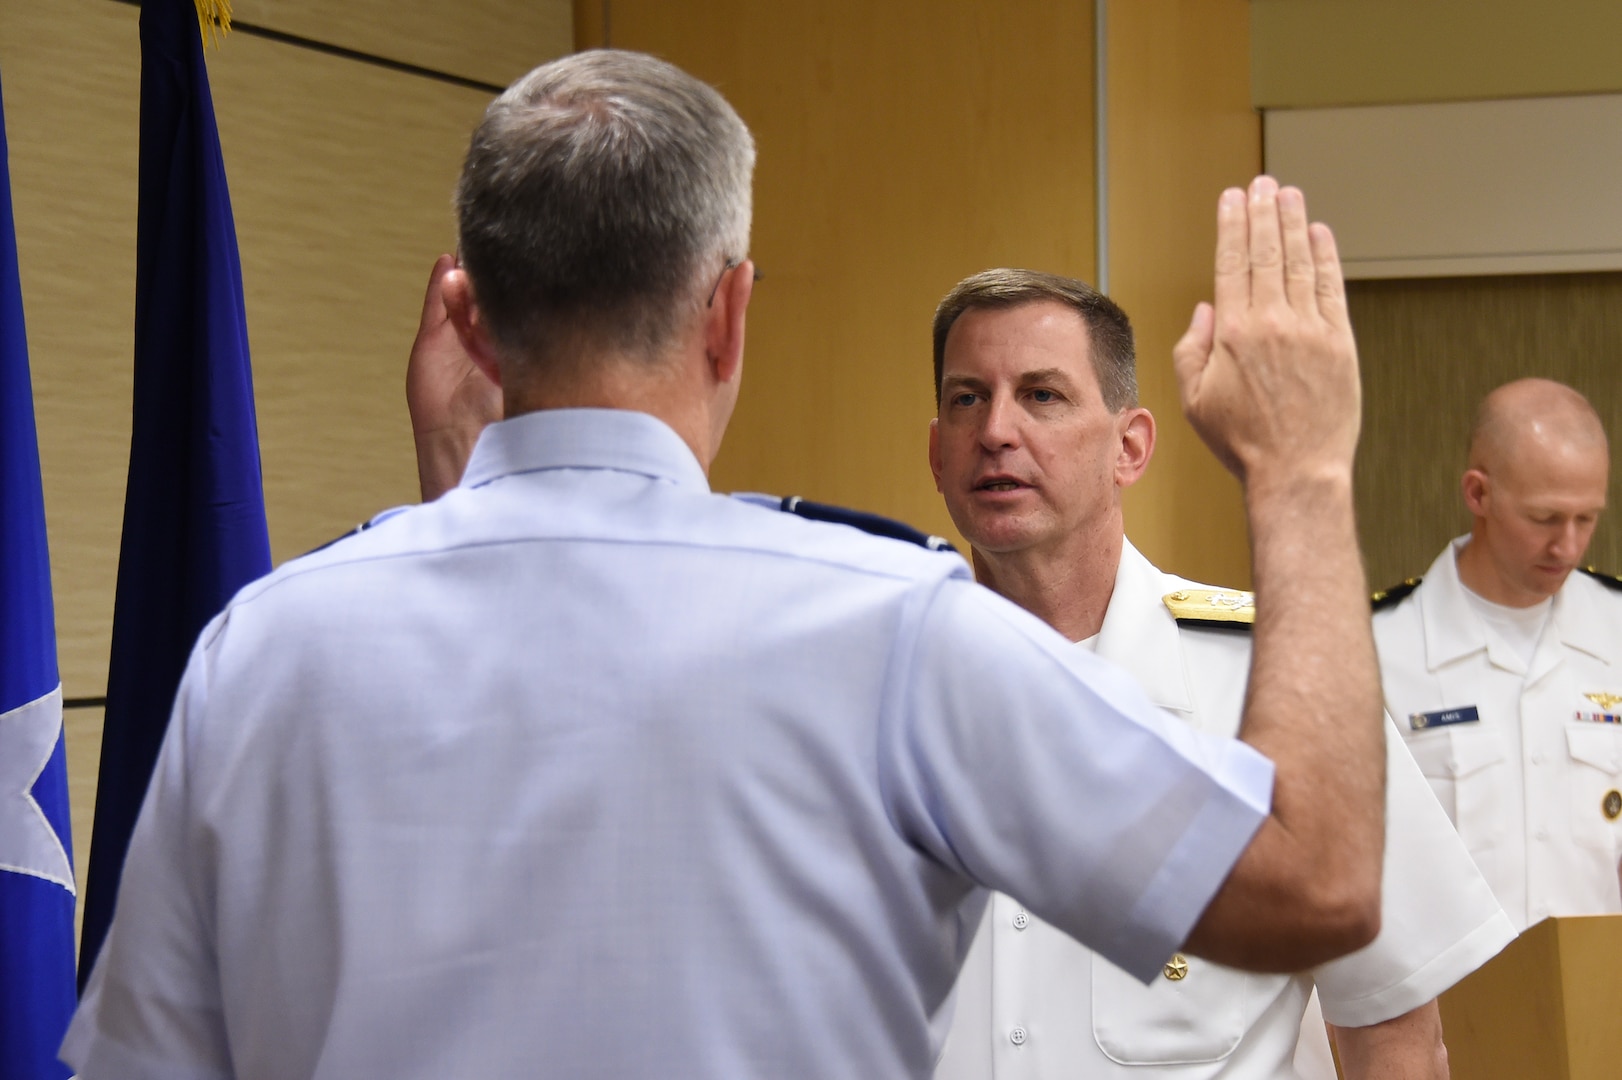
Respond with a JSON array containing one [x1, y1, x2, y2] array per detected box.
[[206, 35, 491, 563], [4, 0, 502, 931], [582, 1, 1096, 544], [1349, 272, 1622, 590], [1253, 0, 1622, 109], [2, 0, 141, 918], [3, 0, 139, 701], [232, 0, 571, 89], [1108, 0, 1259, 588]]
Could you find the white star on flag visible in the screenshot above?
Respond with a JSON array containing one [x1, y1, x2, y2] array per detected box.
[[0, 684, 75, 893]]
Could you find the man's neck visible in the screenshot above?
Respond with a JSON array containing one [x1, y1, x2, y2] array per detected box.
[[1453, 533, 1547, 608], [971, 526, 1124, 642], [504, 354, 718, 475]]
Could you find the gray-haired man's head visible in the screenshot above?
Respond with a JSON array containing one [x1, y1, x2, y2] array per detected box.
[[456, 50, 755, 373]]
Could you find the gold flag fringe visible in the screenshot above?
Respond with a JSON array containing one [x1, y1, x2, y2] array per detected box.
[[195, 0, 233, 47]]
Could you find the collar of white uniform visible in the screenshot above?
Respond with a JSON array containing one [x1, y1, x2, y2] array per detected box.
[[1421, 535, 1613, 670], [1093, 538, 1195, 715], [459, 407, 712, 494]]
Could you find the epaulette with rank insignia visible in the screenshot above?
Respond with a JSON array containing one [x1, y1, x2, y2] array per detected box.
[[1370, 577, 1422, 612], [1162, 588, 1254, 631], [300, 506, 411, 557], [773, 495, 958, 552], [1579, 566, 1622, 592]]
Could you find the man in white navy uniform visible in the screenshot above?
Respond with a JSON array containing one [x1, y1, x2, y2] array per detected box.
[[926, 268, 1513, 1080], [1374, 378, 1622, 930], [65, 53, 1391, 1080]]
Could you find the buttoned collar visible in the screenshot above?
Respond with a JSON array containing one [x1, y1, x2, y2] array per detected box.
[[1420, 536, 1614, 672], [1093, 539, 1194, 714], [459, 407, 711, 493]]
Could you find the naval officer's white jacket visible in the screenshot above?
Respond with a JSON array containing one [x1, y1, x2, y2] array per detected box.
[[1374, 538, 1622, 930], [935, 541, 1513, 1080]]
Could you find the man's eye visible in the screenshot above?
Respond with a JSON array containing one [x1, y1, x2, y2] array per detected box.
[[1030, 389, 1059, 404], [951, 392, 979, 407]]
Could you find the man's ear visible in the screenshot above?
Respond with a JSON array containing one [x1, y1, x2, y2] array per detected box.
[[705, 258, 754, 387], [928, 417, 944, 492], [1114, 407, 1156, 490], [1461, 469, 1490, 515], [440, 268, 504, 388]]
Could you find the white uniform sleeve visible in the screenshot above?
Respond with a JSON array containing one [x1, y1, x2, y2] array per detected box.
[[1310, 714, 1516, 1027], [880, 578, 1274, 984], [60, 634, 234, 1080]]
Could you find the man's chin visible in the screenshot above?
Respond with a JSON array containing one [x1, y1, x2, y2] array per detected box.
[[1521, 566, 1574, 601], [957, 519, 1048, 557]]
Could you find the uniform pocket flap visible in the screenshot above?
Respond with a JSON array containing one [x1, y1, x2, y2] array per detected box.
[[1567, 725, 1621, 773], [1091, 953, 1275, 1064], [1445, 731, 1506, 778]]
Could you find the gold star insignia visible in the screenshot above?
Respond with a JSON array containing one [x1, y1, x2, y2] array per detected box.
[[1163, 953, 1189, 981]]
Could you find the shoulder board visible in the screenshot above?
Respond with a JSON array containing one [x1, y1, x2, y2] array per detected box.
[[1579, 566, 1622, 592], [1163, 588, 1254, 630], [778, 495, 957, 553], [1370, 576, 1423, 611], [300, 506, 411, 558]]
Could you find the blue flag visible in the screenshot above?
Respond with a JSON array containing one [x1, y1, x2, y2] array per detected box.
[[0, 72, 78, 1080], [78, 0, 272, 987]]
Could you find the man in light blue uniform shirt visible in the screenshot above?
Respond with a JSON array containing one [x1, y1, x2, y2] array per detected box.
[[66, 50, 1385, 1079]]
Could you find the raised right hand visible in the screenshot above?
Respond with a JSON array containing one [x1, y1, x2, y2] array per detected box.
[[1172, 177, 1360, 494], [406, 254, 502, 501]]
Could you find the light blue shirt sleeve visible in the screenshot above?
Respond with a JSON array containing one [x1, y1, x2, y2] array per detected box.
[[879, 578, 1274, 983]]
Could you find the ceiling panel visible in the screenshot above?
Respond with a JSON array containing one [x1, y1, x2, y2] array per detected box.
[[1267, 95, 1622, 279]]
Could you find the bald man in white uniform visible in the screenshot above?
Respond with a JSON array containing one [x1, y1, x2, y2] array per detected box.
[[1375, 378, 1622, 930]]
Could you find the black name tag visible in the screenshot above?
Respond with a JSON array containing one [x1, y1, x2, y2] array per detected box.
[[1410, 706, 1480, 731]]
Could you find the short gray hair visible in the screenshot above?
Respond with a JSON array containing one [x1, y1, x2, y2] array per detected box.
[[455, 50, 755, 369]]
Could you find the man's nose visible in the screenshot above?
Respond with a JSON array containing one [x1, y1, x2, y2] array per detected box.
[[979, 397, 1020, 449], [1552, 522, 1585, 562]]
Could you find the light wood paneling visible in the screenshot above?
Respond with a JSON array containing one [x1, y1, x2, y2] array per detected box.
[[5, 0, 497, 935], [2, 0, 141, 706], [1348, 272, 1622, 590], [232, 0, 571, 89], [1253, 0, 1622, 109], [206, 31, 491, 563], [585, 1, 1096, 544], [62, 705, 102, 941], [1108, 0, 1258, 588]]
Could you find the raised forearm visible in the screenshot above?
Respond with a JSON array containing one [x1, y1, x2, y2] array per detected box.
[[405, 254, 503, 501], [1178, 180, 1384, 970], [1239, 468, 1385, 953], [414, 426, 481, 502]]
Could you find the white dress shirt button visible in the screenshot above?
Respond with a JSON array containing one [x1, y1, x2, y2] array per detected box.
[[1009, 1026, 1027, 1046], [1012, 910, 1029, 930]]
